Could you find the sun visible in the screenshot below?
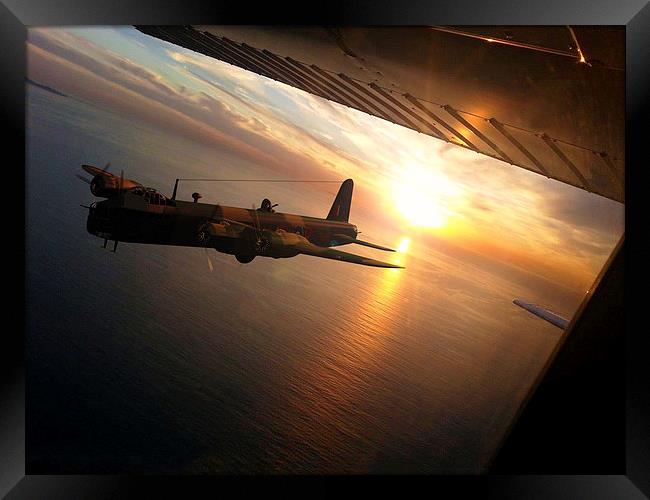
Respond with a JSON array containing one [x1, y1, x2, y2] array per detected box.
[[396, 236, 411, 253], [393, 165, 459, 229]]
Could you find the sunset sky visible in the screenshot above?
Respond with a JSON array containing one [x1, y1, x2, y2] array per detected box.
[[27, 27, 624, 293]]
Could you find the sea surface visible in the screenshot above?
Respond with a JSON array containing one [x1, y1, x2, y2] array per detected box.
[[26, 84, 579, 473]]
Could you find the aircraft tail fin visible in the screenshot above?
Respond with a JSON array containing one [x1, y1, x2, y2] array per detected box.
[[327, 179, 353, 222]]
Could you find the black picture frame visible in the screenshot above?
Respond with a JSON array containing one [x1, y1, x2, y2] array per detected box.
[[4, 0, 647, 497]]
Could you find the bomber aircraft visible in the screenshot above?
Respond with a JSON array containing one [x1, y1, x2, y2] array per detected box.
[[121, 25, 624, 469], [78, 164, 403, 269]]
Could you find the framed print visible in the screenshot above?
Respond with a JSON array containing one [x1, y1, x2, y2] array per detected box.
[[3, 0, 647, 497]]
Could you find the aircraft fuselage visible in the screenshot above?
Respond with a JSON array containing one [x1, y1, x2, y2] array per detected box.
[[86, 194, 358, 257]]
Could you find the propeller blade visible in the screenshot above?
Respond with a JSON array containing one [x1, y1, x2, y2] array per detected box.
[[75, 174, 91, 184], [103, 162, 111, 173], [252, 204, 262, 234], [204, 247, 214, 272], [209, 202, 220, 222], [119, 169, 124, 206]]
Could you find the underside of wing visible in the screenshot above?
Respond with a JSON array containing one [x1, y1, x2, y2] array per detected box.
[[134, 26, 624, 204], [294, 239, 404, 269]]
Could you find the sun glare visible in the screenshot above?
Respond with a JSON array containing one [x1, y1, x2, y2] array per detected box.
[[397, 237, 411, 253], [384, 236, 411, 270], [393, 166, 459, 229]]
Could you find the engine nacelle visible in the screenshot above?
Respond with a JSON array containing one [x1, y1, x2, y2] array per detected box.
[[256, 230, 304, 258], [200, 224, 307, 262]]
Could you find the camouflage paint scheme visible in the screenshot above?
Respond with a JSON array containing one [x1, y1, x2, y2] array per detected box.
[[82, 165, 402, 268]]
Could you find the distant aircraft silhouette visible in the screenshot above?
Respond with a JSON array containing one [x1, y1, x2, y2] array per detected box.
[[78, 164, 403, 269]]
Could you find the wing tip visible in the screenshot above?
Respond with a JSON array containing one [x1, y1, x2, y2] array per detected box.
[[378, 262, 405, 269]]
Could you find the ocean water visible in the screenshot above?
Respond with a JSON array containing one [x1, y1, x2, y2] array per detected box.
[[26, 84, 576, 473]]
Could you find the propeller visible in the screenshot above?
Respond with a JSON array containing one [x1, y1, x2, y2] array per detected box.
[[251, 203, 270, 254], [252, 203, 259, 225], [119, 169, 124, 206], [197, 199, 221, 272], [105, 168, 125, 252], [204, 247, 214, 272], [75, 168, 97, 205], [196, 224, 214, 272], [75, 162, 112, 205]]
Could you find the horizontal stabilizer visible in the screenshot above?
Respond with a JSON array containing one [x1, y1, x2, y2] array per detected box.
[[296, 240, 404, 269], [332, 233, 395, 252], [513, 299, 569, 330]]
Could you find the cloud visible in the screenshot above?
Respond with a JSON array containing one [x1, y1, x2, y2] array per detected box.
[[28, 30, 184, 107], [26, 27, 624, 293], [28, 29, 352, 183], [543, 185, 624, 236], [111, 57, 177, 97]]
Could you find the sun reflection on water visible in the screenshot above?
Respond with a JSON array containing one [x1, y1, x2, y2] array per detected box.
[[270, 241, 411, 471]]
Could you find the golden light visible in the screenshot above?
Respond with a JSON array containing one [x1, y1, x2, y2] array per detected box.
[[393, 165, 460, 229], [385, 237, 411, 272], [397, 237, 410, 253]]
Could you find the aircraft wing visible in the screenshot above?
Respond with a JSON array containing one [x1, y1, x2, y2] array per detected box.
[[513, 299, 569, 330], [221, 218, 257, 231], [293, 238, 404, 268], [82, 164, 112, 178], [203, 220, 248, 238], [134, 26, 624, 204], [216, 222, 402, 267]]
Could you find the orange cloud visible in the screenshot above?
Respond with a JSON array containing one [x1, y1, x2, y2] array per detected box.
[[27, 27, 624, 296]]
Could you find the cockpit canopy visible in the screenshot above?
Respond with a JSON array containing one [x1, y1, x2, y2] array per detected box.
[[130, 186, 168, 206]]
